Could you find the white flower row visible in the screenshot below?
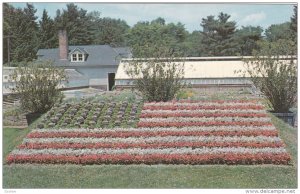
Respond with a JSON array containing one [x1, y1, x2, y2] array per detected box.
[[144, 102, 261, 107], [32, 125, 276, 133], [23, 135, 282, 144], [141, 109, 266, 114], [139, 117, 271, 123], [12, 147, 287, 156]]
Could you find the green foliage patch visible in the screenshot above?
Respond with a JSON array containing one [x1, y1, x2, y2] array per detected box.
[[34, 97, 143, 129]]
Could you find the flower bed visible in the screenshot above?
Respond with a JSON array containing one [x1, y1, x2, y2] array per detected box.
[[142, 105, 264, 111], [140, 112, 268, 118], [6, 153, 290, 165], [6, 100, 291, 165], [36, 100, 143, 129]]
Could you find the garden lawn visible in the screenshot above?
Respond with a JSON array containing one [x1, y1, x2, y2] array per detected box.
[[3, 128, 30, 162], [3, 114, 297, 188]]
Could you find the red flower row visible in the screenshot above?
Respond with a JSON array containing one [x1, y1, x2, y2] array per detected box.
[[27, 130, 278, 138], [140, 112, 268, 118], [137, 121, 273, 128], [142, 105, 264, 111], [6, 153, 291, 165], [146, 100, 258, 104], [18, 141, 284, 150]]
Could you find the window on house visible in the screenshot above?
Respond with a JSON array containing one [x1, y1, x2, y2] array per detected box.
[[71, 52, 85, 62], [78, 54, 83, 61], [72, 54, 77, 61]]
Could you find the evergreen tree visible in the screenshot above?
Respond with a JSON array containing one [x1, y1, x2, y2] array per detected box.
[[3, 3, 39, 63], [200, 15, 217, 56], [200, 12, 238, 56], [265, 22, 291, 42], [39, 9, 57, 49], [18, 3, 39, 61], [54, 3, 94, 45], [151, 17, 166, 25], [235, 26, 263, 56], [290, 5, 297, 43], [3, 3, 13, 64], [93, 15, 130, 46]]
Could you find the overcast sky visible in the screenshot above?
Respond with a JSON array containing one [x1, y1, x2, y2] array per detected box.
[[10, 2, 295, 32]]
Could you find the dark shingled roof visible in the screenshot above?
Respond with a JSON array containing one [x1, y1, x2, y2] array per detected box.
[[37, 45, 132, 67], [64, 69, 88, 80]]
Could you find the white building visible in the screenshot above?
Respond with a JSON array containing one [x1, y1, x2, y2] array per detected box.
[[115, 56, 296, 89], [115, 56, 252, 89]]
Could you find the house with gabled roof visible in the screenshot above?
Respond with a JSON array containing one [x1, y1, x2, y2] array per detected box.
[[36, 30, 132, 91]]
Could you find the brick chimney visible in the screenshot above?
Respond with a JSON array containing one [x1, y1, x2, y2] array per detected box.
[[58, 29, 68, 60]]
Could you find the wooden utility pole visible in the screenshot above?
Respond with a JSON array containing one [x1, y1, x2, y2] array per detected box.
[[4, 35, 13, 66]]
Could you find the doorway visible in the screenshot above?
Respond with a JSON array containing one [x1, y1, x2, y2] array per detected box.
[[108, 73, 115, 91]]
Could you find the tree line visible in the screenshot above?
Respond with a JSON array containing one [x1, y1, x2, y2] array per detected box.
[[3, 3, 297, 65]]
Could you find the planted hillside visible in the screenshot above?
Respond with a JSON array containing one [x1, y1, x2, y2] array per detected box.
[[7, 100, 291, 165]]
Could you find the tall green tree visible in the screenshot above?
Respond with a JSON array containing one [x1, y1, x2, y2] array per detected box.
[[200, 12, 238, 56], [3, 3, 14, 64], [54, 3, 94, 45], [39, 9, 57, 49], [151, 17, 166, 25], [184, 31, 204, 57], [17, 3, 39, 61], [290, 5, 297, 43], [3, 3, 39, 63], [92, 14, 130, 46], [265, 22, 291, 42], [126, 18, 188, 57], [235, 26, 263, 56]]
